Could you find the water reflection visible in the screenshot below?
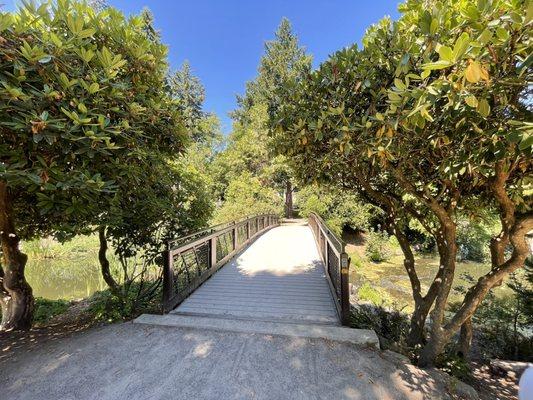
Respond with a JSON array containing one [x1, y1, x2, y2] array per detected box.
[[26, 257, 107, 300], [23, 236, 111, 300]]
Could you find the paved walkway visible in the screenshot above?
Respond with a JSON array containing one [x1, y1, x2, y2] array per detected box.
[[172, 223, 339, 325], [0, 323, 452, 400]]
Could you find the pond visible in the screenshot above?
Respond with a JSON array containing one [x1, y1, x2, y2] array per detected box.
[[23, 235, 110, 300], [348, 248, 511, 312]]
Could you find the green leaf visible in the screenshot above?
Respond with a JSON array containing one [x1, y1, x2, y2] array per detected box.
[[437, 45, 453, 62], [394, 78, 406, 90], [78, 28, 96, 39], [453, 32, 471, 61], [477, 98, 490, 117], [422, 60, 453, 70], [88, 82, 100, 94], [430, 18, 438, 35], [519, 135, 533, 151], [0, 13, 13, 31], [465, 95, 478, 107], [496, 27, 509, 41], [478, 29, 492, 45]]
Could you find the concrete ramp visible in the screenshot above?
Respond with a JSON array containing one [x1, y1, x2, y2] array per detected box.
[[171, 224, 339, 325]]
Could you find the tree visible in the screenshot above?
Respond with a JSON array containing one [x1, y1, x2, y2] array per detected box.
[[0, 1, 187, 330], [96, 59, 220, 302], [297, 184, 375, 236], [168, 61, 219, 143], [212, 171, 281, 223], [97, 156, 214, 303], [215, 18, 311, 220], [270, 0, 532, 366]]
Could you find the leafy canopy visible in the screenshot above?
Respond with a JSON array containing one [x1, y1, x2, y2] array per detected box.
[[0, 0, 187, 239]]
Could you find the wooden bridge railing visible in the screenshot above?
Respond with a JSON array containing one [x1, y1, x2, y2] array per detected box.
[[162, 214, 279, 312], [308, 213, 351, 325]]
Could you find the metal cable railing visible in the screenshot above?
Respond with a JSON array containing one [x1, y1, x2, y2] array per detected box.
[[308, 212, 351, 325], [162, 214, 279, 312]]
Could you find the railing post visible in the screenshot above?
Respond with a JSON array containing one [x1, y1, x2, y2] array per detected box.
[[340, 252, 351, 325], [232, 223, 237, 251], [210, 236, 217, 269], [162, 245, 172, 312], [324, 241, 329, 274], [246, 219, 250, 240]]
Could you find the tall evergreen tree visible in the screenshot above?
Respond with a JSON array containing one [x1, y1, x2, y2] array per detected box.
[[168, 61, 208, 142], [217, 18, 311, 219]]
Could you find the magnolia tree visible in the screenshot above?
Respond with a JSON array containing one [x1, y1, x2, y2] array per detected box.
[[270, 0, 532, 366], [0, 1, 188, 330]]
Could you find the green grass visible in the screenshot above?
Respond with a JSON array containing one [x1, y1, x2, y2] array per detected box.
[[357, 282, 393, 307]]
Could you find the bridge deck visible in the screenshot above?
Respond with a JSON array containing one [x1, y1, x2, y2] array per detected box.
[[172, 223, 340, 325]]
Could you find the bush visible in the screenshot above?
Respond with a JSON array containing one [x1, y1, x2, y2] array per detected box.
[[348, 304, 410, 352], [88, 281, 162, 323], [435, 351, 473, 382], [212, 172, 282, 223], [33, 298, 70, 325], [365, 231, 393, 262], [357, 282, 392, 306], [297, 184, 375, 235], [451, 269, 533, 362], [456, 219, 493, 263]]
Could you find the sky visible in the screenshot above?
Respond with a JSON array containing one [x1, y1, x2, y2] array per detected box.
[[4, 1, 401, 133]]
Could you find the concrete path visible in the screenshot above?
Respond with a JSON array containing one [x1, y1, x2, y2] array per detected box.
[[0, 322, 452, 400], [172, 224, 339, 325]]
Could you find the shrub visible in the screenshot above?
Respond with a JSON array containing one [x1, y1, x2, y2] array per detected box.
[[348, 303, 410, 351], [452, 268, 533, 362], [357, 282, 391, 306], [365, 231, 393, 262], [297, 184, 375, 234], [212, 172, 282, 223], [456, 220, 493, 263], [88, 281, 162, 323], [435, 350, 473, 382], [33, 298, 70, 325]]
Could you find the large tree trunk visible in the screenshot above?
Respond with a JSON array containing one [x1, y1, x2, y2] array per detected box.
[[0, 181, 34, 331], [285, 180, 293, 219], [407, 297, 434, 347], [418, 223, 458, 367], [457, 317, 473, 359], [98, 226, 120, 296]]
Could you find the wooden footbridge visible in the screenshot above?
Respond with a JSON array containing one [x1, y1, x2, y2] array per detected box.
[[136, 214, 378, 346]]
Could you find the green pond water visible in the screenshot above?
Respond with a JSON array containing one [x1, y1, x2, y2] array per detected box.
[[349, 251, 510, 311], [23, 236, 110, 300], [26, 255, 107, 300]]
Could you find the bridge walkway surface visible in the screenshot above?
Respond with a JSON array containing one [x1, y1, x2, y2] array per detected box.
[[171, 222, 340, 325]]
